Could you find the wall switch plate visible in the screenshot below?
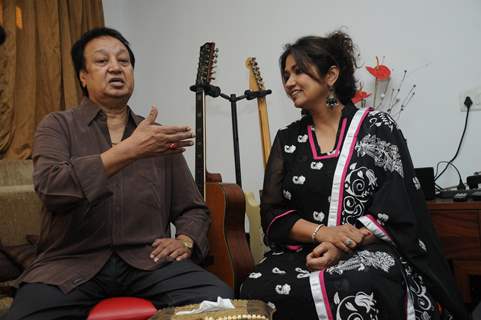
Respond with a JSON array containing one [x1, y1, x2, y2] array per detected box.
[[460, 85, 481, 111]]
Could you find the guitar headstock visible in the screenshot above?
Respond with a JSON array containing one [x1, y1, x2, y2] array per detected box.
[[195, 42, 218, 87], [245, 57, 265, 91]]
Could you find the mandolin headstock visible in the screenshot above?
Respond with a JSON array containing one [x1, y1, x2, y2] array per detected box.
[[195, 42, 218, 87]]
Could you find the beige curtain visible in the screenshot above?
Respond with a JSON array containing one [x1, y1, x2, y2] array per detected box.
[[0, 0, 104, 159]]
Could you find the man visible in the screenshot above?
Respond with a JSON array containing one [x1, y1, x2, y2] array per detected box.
[[5, 27, 233, 320]]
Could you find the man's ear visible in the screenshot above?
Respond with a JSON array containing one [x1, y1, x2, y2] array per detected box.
[[79, 70, 87, 88], [325, 66, 340, 87]]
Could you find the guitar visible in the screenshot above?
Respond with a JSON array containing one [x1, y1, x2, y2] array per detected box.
[[244, 57, 271, 263], [192, 43, 254, 292]]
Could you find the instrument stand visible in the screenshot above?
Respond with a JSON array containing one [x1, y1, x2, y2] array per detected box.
[[218, 89, 272, 188], [191, 83, 271, 189]]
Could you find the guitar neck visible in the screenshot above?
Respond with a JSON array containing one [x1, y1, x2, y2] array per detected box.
[[195, 90, 206, 199], [257, 97, 271, 168]]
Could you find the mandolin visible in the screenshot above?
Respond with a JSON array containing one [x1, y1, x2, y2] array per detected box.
[[244, 57, 271, 263], [192, 43, 254, 292]]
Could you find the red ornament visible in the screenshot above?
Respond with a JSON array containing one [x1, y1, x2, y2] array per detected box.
[[366, 65, 391, 80], [352, 90, 371, 104]]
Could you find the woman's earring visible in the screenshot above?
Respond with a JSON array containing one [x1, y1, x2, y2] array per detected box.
[[326, 86, 338, 108]]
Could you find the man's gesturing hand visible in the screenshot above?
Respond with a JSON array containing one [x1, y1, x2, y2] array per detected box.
[[128, 106, 195, 158]]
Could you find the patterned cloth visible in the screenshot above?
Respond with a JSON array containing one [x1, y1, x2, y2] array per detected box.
[[240, 104, 467, 319]]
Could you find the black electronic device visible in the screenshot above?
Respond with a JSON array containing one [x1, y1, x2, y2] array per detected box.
[[467, 174, 481, 189], [472, 191, 481, 201], [436, 188, 481, 199]]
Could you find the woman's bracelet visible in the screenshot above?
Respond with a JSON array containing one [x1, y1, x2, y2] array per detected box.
[[311, 224, 324, 243]]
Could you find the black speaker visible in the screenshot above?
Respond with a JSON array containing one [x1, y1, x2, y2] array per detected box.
[[414, 167, 435, 200]]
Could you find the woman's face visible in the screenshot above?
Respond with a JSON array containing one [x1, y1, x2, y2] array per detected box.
[[283, 54, 328, 111]]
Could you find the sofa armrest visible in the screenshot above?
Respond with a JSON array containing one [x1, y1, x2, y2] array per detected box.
[[0, 184, 42, 246]]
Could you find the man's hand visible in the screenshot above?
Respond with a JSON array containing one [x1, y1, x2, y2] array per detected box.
[[314, 224, 366, 253], [150, 236, 193, 263], [126, 106, 195, 158], [306, 242, 343, 271]]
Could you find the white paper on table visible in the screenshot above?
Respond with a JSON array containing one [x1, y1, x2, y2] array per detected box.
[[175, 297, 235, 315]]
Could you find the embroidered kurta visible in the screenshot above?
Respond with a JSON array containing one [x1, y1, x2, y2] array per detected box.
[[240, 103, 467, 320]]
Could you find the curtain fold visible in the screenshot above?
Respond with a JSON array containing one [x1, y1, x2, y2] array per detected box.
[[0, 0, 104, 159]]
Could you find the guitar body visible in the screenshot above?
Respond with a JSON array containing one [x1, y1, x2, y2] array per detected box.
[[206, 182, 252, 291], [193, 43, 254, 293], [245, 191, 269, 264]]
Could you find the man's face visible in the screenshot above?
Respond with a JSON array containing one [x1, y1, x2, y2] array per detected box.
[[80, 36, 134, 106]]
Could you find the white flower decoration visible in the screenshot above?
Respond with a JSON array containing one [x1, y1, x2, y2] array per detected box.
[[297, 134, 308, 143], [283, 190, 292, 200], [272, 267, 286, 274], [310, 161, 323, 170], [292, 175, 306, 185], [313, 211, 325, 222], [275, 284, 291, 295], [249, 272, 262, 279], [377, 213, 389, 223], [295, 267, 310, 279], [284, 145, 296, 153]]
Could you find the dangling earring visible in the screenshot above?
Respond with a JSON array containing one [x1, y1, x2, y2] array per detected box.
[[326, 86, 338, 108]]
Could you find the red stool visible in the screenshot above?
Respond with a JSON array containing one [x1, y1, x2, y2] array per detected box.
[[87, 297, 157, 320]]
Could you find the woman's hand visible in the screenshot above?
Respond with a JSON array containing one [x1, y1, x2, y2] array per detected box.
[[315, 224, 366, 253], [359, 227, 378, 245], [306, 242, 342, 271]]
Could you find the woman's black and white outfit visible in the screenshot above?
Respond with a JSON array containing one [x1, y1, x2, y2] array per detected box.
[[240, 103, 467, 320]]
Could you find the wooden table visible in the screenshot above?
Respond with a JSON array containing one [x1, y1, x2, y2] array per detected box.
[[428, 199, 481, 303]]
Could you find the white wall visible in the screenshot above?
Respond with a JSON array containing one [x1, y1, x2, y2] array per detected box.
[[103, 0, 481, 198]]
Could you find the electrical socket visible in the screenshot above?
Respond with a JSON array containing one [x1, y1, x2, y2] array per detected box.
[[460, 85, 481, 111]]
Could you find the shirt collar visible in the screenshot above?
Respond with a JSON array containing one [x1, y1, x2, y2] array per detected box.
[[77, 97, 143, 126]]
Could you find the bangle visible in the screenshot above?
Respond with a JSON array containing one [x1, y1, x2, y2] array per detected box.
[[311, 224, 324, 243]]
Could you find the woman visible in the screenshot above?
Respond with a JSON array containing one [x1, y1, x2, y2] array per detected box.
[[240, 31, 468, 320]]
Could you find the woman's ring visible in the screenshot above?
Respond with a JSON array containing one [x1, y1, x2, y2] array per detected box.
[[168, 143, 177, 150], [345, 238, 353, 246]]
